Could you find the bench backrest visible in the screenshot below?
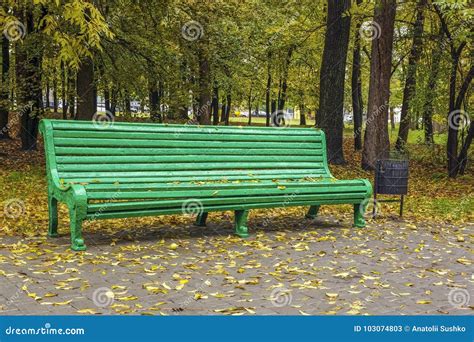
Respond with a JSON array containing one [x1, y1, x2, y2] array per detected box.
[[39, 120, 331, 185]]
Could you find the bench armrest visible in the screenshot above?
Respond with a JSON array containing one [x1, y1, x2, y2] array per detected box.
[[39, 120, 71, 193]]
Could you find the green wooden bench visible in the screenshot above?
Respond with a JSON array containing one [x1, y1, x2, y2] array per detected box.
[[39, 119, 372, 251]]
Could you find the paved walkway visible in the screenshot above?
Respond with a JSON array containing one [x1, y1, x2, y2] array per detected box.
[[0, 209, 472, 315]]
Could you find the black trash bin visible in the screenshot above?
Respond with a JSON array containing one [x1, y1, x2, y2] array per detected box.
[[374, 153, 409, 217]]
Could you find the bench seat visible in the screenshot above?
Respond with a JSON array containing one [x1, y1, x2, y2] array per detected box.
[[39, 119, 372, 251]]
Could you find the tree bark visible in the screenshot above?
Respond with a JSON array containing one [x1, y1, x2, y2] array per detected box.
[[149, 78, 162, 122], [362, 0, 396, 170], [299, 104, 306, 126], [396, 0, 426, 150], [76, 57, 96, 120], [53, 73, 58, 113], [198, 50, 211, 125], [390, 107, 395, 131], [351, 0, 363, 150], [316, 0, 351, 164], [16, 9, 43, 150], [457, 121, 473, 175], [278, 46, 294, 112], [247, 93, 252, 126], [220, 100, 226, 123], [110, 86, 117, 116], [61, 62, 68, 119], [45, 82, 50, 110], [124, 91, 131, 115], [212, 83, 219, 125], [225, 93, 231, 125], [104, 86, 110, 113], [0, 35, 10, 139], [67, 70, 76, 118], [422, 28, 443, 145], [265, 54, 272, 127]]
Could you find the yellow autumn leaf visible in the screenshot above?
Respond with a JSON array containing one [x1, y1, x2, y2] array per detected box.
[[44, 293, 58, 298], [116, 296, 138, 301], [325, 293, 338, 299], [194, 292, 208, 300], [77, 309, 98, 314], [41, 300, 72, 306]]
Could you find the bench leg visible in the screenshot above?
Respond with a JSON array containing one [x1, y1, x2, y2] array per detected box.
[[305, 205, 320, 219], [69, 207, 87, 251], [47, 193, 59, 237], [353, 202, 367, 228], [195, 212, 208, 227], [234, 210, 249, 238]]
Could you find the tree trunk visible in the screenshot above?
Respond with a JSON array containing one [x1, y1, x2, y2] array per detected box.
[[16, 10, 43, 150], [53, 73, 58, 113], [247, 94, 252, 126], [212, 83, 219, 125], [225, 94, 231, 125], [61, 62, 68, 119], [220, 99, 226, 123], [45, 82, 50, 110], [271, 100, 276, 124], [396, 0, 426, 150], [316, 0, 351, 164], [390, 107, 395, 131], [446, 48, 463, 177], [422, 28, 443, 145], [0, 35, 10, 139], [265, 51, 272, 127], [449, 64, 473, 176], [67, 70, 76, 119], [149, 79, 162, 122], [198, 50, 211, 125], [76, 58, 96, 120], [457, 121, 473, 175], [124, 92, 131, 115], [299, 104, 306, 126], [361, 0, 396, 170], [104, 87, 110, 112], [278, 46, 294, 112], [351, 2, 363, 151], [110, 86, 117, 116]]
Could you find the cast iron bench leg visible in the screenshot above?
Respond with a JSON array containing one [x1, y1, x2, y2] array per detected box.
[[48, 193, 59, 237], [234, 210, 249, 238], [305, 205, 320, 219], [68, 206, 87, 251], [353, 202, 367, 228], [195, 212, 208, 227]]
